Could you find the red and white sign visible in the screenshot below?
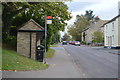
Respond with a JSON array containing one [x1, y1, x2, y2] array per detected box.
[[46, 16, 52, 24]]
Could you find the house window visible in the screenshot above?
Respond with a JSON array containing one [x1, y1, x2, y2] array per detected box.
[[112, 35, 114, 45], [108, 36, 109, 46], [112, 22, 114, 31], [106, 25, 108, 33], [106, 36, 108, 45]]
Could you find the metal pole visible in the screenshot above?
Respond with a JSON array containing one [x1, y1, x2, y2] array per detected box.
[[44, 15, 47, 63]]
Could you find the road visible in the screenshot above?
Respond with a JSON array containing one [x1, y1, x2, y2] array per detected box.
[[62, 44, 118, 78]]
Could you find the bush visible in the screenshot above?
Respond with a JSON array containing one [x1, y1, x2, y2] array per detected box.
[[92, 40, 96, 43], [92, 31, 104, 43], [81, 41, 86, 45], [4, 36, 17, 48], [87, 43, 91, 45]]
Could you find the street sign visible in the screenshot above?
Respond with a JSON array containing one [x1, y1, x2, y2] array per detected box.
[[47, 20, 52, 24], [46, 16, 52, 19], [46, 16, 52, 24]]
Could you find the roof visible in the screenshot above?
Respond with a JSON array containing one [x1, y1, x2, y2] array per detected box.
[[18, 19, 44, 31], [82, 23, 95, 32], [29, 19, 44, 30], [103, 15, 120, 26], [82, 20, 108, 32]]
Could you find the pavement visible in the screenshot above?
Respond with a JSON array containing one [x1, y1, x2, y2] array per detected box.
[[81, 45, 120, 55], [90, 46, 120, 55], [2, 44, 84, 78]]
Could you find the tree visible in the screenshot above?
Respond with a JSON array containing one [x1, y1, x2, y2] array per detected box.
[[2, 3, 37, 31], [51, 32, 60, 44], [62, 33, 70, 42], [68, 24, 80, 40], [84, 10, 95, 21], [94, 16, 100, 22], [2, 2, 39, 42], [68, 15, 90, 41], [2, 2, 72, 49], [92, 30, 104, 43]]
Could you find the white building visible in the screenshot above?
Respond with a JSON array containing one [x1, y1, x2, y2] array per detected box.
[[103, 15, 120, 49], [103, 2, 120, 49]]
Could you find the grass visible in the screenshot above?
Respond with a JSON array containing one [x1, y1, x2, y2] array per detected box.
[[2, 48, 49, 71], [50, 44, 58, 47], [46, 48, 55, 58]]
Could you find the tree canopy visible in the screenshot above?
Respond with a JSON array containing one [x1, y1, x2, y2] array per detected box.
[[62, 33, 70, 42], [92, 30, 104, 43], [68, 10, 96, 41], [2, 2, 72, 48], [68, 15, 90, 41], [84, 10, 95, 21]]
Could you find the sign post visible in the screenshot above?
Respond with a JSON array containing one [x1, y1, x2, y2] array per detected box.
[[44, 16, 52, 63]]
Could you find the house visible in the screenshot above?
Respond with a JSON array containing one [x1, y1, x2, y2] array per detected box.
[[82, 19, 108, 44], [103, 1, 120, 49], [103, 15, 120, 49]]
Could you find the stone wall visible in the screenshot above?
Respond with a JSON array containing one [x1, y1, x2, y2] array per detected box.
[[37, 39, 41, 46], [17, 32, 37, 60], [17, 32, 30, 57], [31, 33, 36, 60]]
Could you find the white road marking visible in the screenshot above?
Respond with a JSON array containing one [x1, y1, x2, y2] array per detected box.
[[68, 54, 70, 56]]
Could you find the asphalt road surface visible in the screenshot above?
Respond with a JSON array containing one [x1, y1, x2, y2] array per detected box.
[[62, 44, 118, 78]]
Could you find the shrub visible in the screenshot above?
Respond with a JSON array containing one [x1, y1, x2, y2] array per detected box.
[[81, 41, 86, 45], [5, 36, 17, 47]]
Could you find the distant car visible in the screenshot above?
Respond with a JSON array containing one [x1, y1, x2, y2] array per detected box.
[[62, 41, 67, 45], [71, 41, 75, 45], [75, 41, 80, 46], [69, 41, 72, 44]]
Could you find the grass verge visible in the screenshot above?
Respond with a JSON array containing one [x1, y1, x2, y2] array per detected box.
[[50, 44, 58, 47], [2, 48, 49, 71], [46, 48, 55, 58]]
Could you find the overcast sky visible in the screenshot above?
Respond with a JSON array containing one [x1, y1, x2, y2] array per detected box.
[[60, 0, 120, 37]]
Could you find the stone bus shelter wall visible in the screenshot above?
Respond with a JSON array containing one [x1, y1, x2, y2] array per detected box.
[[17, 32, 30, 58], [17, 19, 44, 60]]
